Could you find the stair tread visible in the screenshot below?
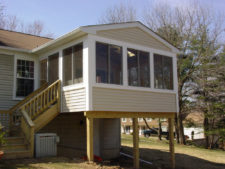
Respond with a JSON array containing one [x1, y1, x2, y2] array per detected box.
[[5, 136, 24, 139], [2, 143, 27, 146], [4, 149, 30, 153]]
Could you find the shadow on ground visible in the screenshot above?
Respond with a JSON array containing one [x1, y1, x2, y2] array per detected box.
[[0, 157, 89, 169], [121, 145, 225, 169], [0, 147, 224, 169]]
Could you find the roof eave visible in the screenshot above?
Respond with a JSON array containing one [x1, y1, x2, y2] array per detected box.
[[0, 45, 31, 53], [32, 27, 84, 53]]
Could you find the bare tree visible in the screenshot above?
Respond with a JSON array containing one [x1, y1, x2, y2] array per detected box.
[[98, 2, 137, 24], [0, 2, 53, 37], [143, 1, 225, 144], [26, 20, 44, 36]]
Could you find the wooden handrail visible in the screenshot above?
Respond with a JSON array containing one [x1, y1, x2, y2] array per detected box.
[[21, 110, 34, 127], [9, 82, 48, 113], [20, 80, 61, 120]]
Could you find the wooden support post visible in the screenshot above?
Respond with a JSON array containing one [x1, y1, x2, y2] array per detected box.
[[86, 116, 94, 161], [132, 118, 139, 169], [169, 118, 175, 169], [57, 81, 61, 112]]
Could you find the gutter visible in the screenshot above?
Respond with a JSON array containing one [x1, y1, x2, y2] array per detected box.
[[0, 46, 31, 53]]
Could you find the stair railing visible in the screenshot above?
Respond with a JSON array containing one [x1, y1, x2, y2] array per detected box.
[[9, 82, 48, 127], [20, 79, 61, 120]]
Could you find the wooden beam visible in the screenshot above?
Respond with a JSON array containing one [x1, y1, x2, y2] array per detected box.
[[86, 116, 94, 161], [133, 118, 139, 169], [169, 118, 175, 169], [84, 111, 175, 118]]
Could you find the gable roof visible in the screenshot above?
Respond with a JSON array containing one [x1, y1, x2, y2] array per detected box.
[[0, 29, 52, 50], [0, 22, 180, 54], [81, 21, 180, 53]]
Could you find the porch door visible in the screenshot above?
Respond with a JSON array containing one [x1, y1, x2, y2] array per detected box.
[[40, 59, 47, 85], [48, 53, 59, 84]]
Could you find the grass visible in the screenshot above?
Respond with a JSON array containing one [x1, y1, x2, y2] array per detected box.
[[0, 135, 224, 169], [121, 134, 225, 169]]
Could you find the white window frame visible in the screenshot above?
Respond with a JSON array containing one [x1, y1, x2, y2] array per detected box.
[[95, 41, 123, 85], [153, 53, 174, 90], [13, 54, 38, 100], [62, 42, 84, 87], [127, 48, 151, 88], [90, 34, 177, 94]]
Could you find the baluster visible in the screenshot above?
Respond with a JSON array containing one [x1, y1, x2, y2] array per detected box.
[[50, 87, 52, 104], [52, 85, 54, 102], [29, 102, 32, 117], [47, 89, 49, 106], [33, 100, 35, 119]]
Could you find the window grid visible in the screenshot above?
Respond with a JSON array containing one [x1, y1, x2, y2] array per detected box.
[[16, 59, 34, 97]]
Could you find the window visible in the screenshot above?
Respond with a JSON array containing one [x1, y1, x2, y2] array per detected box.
[[48, 53, 59, 84], [127, 48, 150, 87], [122, 118, 127, 122], [16, 59, 34, 97], [63, 43, 83, 86], [154, 54, 173, 90], [96, 42, 122, 84], [40, 59, 47, 85]]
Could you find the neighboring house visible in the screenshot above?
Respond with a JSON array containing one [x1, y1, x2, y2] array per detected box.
[[184, 111, 205, 140], [121, 118, 168, 135], [0, 22, 179, 169]]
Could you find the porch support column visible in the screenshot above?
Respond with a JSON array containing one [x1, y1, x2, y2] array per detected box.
[[132, 118, 139, 169], [169, 117, 175, 169], [86, 117, 93, 161]]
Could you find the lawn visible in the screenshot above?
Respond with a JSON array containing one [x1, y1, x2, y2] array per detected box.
[[0, 135, 224, 169], [121, 134, 225, 169]]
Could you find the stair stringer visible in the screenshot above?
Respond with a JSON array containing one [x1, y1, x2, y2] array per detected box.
[[33, 103, 59, 132]]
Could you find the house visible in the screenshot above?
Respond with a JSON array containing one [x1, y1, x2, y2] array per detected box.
[[0, 22, 179, 169], [121, 118, 168, 135]]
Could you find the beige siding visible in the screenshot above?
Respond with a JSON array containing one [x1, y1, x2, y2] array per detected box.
[[0, 54, 18, 110], [97, 27, 171, 52], [62, 87, 86, 112], [92, 87, 177, 112]]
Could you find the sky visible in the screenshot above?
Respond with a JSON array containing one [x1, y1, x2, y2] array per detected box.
[[2, 0, 225, 38]]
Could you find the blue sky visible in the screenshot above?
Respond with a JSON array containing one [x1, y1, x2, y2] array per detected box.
[[3, 0, 225, 37]]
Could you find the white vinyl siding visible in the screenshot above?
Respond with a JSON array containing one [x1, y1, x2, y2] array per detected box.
[[92, 87, 177, 112], [62, 87, 86, 112], [97, 27, 172, 52]]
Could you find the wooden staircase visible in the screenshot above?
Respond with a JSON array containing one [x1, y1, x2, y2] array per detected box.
[[1, 80, 61, 159]]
